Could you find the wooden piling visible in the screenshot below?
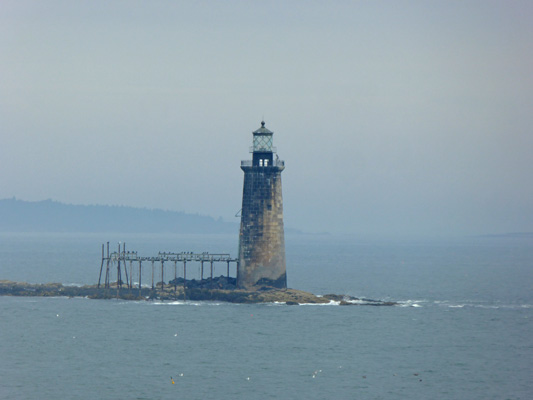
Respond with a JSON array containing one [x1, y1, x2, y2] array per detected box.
[[117, 243, 121, 289], [160, 260, 164, 292], [151, 260, 155, 290], [98, 244, 104, 288], [105, 242, 110, 288], [122, 243, 129, 289], [183, 260, 187, 300], [116, 243, 121, 298], [174, 261, 177, 292], [129, 260, 133, 289], [138, 260, 142, 297]]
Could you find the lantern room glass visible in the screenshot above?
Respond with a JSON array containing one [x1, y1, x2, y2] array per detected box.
[[253, 135, 273, 152]]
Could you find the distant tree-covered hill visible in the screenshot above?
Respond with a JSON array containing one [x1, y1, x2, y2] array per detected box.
[[0, 198, 238, 234]]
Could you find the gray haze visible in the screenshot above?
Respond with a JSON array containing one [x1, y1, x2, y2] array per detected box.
[[1, 1, 532, 237]]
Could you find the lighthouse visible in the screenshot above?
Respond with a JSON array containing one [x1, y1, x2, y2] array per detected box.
[[237, 121, 287, 289]]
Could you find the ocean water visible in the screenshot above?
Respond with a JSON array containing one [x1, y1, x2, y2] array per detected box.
[[1, 232, 532, 399]]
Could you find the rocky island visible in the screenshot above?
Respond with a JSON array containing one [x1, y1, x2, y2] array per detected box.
[[0, 277, 396, 306]]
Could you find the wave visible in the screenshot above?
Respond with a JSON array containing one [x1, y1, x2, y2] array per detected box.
[[297, 300, 340, 306], [392, 298, 533, 310], [397, 299, 428, 308], [90, 296, 533, 309], [434, 300, 533, 310], [149, 300, 225, 306]]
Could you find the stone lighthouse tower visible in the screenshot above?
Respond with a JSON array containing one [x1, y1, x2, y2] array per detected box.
[[238, 121, 287, 289]]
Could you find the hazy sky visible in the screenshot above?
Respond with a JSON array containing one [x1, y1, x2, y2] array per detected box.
[[1, 1, 532, 237]]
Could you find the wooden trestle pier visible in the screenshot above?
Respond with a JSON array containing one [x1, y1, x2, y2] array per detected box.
[[97, 242, 239, 296]]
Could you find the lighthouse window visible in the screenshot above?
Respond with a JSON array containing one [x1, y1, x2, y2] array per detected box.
[[259, 159, 263, 167], [264, 159, 269, 166], [253, 136, 273, 151]]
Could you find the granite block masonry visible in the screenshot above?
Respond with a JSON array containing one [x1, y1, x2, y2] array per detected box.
[[237, 121, 287, 289]]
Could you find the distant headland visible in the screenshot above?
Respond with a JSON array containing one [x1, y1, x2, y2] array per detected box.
[[0, 197, 237, 234], [477, 232, 533, 238], [0, 198, 307, 234]]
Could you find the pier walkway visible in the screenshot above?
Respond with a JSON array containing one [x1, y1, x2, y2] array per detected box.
[[97, 242, 239, 292]]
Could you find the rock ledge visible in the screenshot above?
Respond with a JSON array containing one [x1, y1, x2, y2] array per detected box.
[[0, 279, 396, 306]]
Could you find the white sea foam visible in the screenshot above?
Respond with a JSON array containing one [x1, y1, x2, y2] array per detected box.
[[150, 300, 224, 306], [432, 300, 533, 310], [266, 300, 340, 306], [150, 300, 186, 306], [129, 282, 152, 288], [397, 300, 426, 308], [300, 300, 341, 306]]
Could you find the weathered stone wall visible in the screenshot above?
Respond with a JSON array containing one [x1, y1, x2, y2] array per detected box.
[[238, 165, 286, 288]]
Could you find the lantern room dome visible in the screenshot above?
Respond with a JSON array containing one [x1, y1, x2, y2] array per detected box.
[[253, 121, 273, 135]]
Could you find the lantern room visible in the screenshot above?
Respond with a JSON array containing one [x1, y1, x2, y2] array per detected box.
[[251, 121, 275, 167]]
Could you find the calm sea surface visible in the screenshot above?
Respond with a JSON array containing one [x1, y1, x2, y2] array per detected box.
[[1, 232, 532, 399]]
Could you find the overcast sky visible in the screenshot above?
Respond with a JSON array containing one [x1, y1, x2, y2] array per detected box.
[[1, 1, 532, 237]]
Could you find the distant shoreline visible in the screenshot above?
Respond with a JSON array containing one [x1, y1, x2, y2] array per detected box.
[[476, 232, 533, 238], [0, 198, 238, 234], [0, 198, 308, 234]]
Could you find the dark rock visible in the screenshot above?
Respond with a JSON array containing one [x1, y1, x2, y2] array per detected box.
[[323, 294, 349, 302], [168, 277, 185, 286], [254, 273, 287, 289], [0, 280, 397, 306]]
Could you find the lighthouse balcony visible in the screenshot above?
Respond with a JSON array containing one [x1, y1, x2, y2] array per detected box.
[[241, 159, 284, 168]]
